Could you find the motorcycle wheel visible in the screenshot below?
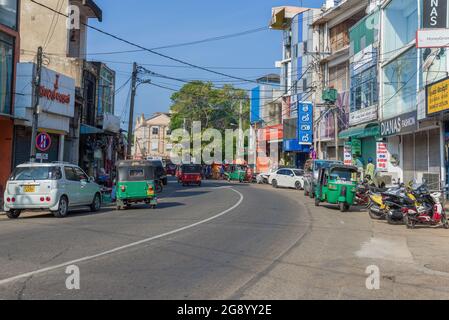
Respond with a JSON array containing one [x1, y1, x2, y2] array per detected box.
[[386, 212, 404, 225], [442, 215, 449, 229], [368, 207, 384, 220], [404, 215, 415, 229]]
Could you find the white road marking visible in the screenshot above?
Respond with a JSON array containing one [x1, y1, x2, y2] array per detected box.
[[0, 188, 244, 286]]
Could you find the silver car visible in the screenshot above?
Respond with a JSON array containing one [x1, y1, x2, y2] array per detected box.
[[3, 163, 102, 219]]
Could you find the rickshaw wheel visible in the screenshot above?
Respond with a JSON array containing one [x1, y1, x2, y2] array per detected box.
[[314, 198, 320, 207], [339, 202, 349, 212]]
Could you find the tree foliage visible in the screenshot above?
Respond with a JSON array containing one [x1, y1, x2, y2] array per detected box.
[[169, 81, 250, 132]]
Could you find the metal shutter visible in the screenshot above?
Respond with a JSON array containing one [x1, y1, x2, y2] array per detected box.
[[402, 134, 414, 183]]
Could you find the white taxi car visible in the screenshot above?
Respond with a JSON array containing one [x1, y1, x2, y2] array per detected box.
[[3, 163, 102, 219], [268, 168, 305, 190]]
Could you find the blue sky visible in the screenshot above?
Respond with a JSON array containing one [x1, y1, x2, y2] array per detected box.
[[87, 0, 323, 127]]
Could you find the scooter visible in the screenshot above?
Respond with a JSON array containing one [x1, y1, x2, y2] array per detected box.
[[403, 191, 449, 229], [368, 185, 411, 224]]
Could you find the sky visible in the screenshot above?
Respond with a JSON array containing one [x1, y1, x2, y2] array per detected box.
[[87, 0, 324, 128]]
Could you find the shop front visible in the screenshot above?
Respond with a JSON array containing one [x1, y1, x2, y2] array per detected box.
[[13, 63, 75, 166], [282, 102, 313, 168], [379, 111, 441, 187], [339, 122, 379, 168]]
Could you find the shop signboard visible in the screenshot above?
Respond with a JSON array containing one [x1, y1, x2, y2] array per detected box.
[[423, 0, 447, 29], [344, 142, 352, 166], [376, 142, 388, 172], [426, 75, 449, 116], [380, 111, 418, 137], [349, 105, 378, 126], [351, 138, 362, 156], [298, 102, 313, 145], [417, 29, 449, 48]]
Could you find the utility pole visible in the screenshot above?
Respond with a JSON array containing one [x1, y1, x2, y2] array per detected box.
[[334, 106, 339, 161], [127, 62, 138, 159], [30, 46, 43, 162]]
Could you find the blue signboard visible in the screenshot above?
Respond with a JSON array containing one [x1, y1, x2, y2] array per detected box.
[[298, 102, 313, 145]]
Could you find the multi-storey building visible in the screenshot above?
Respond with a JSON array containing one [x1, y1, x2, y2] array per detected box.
[[270, 6, 320, 169], [133, 113, 172, 161], [0, 0, 20, 206], [250, 74, 283, 172], [312, 0, 368, 160]]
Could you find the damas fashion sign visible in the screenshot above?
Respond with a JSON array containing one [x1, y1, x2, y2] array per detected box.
[[380, 111, 418, 137]]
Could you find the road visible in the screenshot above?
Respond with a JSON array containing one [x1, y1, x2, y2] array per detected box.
[[1, 178, 449, 299]]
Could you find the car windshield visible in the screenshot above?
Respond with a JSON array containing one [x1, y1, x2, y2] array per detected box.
[[10, 166, 62, 181], [330, 169, 354, 181]]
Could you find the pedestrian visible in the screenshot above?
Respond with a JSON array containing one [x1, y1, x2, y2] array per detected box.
[[220, 164, 225, 180], [366, 158, 376, 182]]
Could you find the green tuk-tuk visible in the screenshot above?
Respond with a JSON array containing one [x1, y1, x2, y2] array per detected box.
[[115, 160, 158, 210], [225, 164, 247, 183], [314, 164, 358, 212]]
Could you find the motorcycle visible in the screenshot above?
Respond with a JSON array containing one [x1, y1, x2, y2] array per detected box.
[[368, 185, 412, 224], [402, 185, 449, 229]]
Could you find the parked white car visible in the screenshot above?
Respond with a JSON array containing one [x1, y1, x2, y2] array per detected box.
[[3, 163, 102, 219], [268, 168, 305, 190]]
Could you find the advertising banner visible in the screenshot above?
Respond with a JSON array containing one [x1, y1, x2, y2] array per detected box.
[[376, 142, 388, 172]]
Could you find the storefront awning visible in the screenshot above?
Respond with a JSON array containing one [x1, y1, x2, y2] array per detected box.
[[338, 123, 380, 140], [80, 124, 104, 135]]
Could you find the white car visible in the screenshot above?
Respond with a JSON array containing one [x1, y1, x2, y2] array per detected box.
[[3, 163, 102, 219], [268, 168, 305, 190]]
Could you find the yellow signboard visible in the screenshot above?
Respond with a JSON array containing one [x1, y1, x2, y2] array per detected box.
[[427, 77, 449, 115]]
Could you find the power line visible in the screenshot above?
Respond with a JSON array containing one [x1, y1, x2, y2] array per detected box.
[[29, 0, 272, 85]]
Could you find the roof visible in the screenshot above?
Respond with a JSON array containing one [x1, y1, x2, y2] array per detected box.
[[312, 0, 368, 26], [71, 0, 102, 21], [270, 6, 310, 30]]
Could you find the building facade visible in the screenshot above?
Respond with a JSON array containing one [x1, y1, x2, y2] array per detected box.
[[133, 113, 172, 161], [270, 7, 320, 169], [0, 0, 20, 206], [313, 0, 369, 161]]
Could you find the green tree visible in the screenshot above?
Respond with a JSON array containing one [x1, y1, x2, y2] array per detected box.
[[169, 81, 250, 132]]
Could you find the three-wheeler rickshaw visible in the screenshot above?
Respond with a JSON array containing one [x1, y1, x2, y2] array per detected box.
[[314, 164, 358, 212], [115, 160, 158, 210], [225, 164, 248, 183], [179, 164, 203, 186]]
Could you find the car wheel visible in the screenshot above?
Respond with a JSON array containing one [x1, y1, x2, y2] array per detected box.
[[90, 193, 101, 212], [53, 196, 69, 218], [272, 180, 278, 188], [6, 210, 21, 219], [295, 181, 302, 190]]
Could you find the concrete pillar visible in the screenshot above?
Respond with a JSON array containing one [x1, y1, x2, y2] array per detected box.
[[58, 134, 65, 161]]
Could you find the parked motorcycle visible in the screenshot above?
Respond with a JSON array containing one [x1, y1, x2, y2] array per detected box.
[[368, 185, 411, 224], [402, 185, 449, 229]]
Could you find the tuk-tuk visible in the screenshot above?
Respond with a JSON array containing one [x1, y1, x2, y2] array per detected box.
[[225, 165, 247, 183], [314, 164, 358, 212], [115, 160, 158, 210], [179, 164, 203, 186]]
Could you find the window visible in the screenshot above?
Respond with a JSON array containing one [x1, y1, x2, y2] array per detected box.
[[152, 127, 159, 135], [11, 167, 62, 181], [350, 65, 378, 112], [129, 169, 144, 178], [383, 0, 418, 61], [382, 48, 417, 119], [0, 32, 13, 115], [0, 0, 18, 30], [293, 170, 304, 176], [328, 62, 349, 92], [64, 167, 79, 181], [74, 167, 88, 181]]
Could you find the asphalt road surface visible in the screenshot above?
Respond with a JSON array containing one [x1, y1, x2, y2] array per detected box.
[[1, 177, 449, 300]]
